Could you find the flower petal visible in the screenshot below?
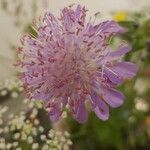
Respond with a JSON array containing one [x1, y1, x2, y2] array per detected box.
[[111, 62, 138, 78], [74, 101, 88, 123], [48, 102, 61, 122], [104, 67, 122, 84], [99, 21, 125, 36], [102, 87, 124, 108], [49, 111, 61, 122], [91, 92, 109, 121], [109, 43, 131, 57]]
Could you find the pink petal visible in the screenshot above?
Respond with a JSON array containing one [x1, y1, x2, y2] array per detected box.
[[102, 87, 124, 108], [90, 92, 109, 121], [74, 101, 88, 123], [109, 43, 131, 57], [111, 62, 138, 78]]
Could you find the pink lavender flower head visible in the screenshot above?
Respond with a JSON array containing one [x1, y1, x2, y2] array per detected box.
[[16, 5, 137, 123]]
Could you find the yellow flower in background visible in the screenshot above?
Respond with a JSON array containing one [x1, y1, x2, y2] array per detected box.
[[113, 11, 127, 22]]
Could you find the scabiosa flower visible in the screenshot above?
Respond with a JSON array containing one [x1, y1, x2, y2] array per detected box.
[[16, 5, 137, 123]]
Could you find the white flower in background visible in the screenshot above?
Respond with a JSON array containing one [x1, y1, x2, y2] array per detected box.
[[0, 77, 23, 98], [0, 90, 7, 96], [135, 98, 149, 112], [32, 143, 39, 149], [134, 78, 150, 95], [0, 99, 72, 149]]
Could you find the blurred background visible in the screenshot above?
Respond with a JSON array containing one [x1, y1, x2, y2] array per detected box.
[[0, 0, 150, 150]]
